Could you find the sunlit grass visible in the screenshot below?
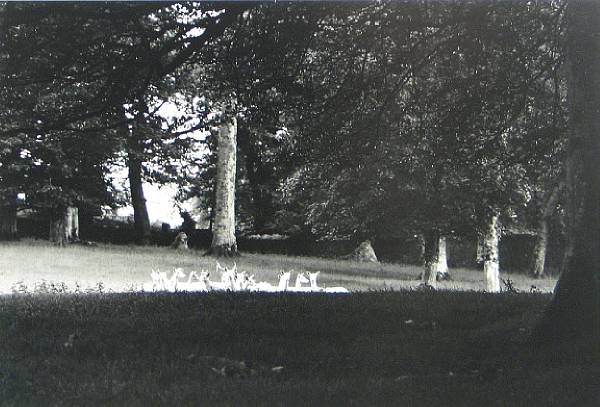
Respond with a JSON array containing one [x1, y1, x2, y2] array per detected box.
[[0, 239, 557, 294]]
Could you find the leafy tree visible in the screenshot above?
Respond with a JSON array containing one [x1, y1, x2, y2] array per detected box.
[[1, 2, 250, 244], [275, 1, 565, 288]]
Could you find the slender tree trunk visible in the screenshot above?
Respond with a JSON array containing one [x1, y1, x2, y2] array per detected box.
[[49, 206, 78, 246], [422, 229, 440, 287], [437, 236, 449, 280], [126, 117, 151, 245], [535, 1, 600, 352], [483, 214, 500, 292], [66, 206, 79, 241], [121, 106, 151, 244], [49, 214, 67, 246], [531, 185, 561, 278], [0, 192, 18, 240], [209, 116, 238, 256], [128, 150, 151, 244], [531, 219, 549, 279]]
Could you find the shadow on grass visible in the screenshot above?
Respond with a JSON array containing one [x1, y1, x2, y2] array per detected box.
[[0, 290, 598, 406]]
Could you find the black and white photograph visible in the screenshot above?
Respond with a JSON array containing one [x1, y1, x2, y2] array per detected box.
[[1, 0, 599, 405]]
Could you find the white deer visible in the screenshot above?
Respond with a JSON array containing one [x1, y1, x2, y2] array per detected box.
[[324, 285, 350, 293], [301, 270, 349, 293], [165, 268, 186, 291], [295, 272, 310, 288], [288, 272, 316, 293], [308, 271, 321, 289], [277, 271, 291, 291], [176, 270, 210, 292], [207, 262, 238, 291], [150, 269, 164, 291]]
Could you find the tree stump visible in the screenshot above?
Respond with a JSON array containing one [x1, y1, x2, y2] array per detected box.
[[346, 240, 378, 263], [170, 232, 189, 250]]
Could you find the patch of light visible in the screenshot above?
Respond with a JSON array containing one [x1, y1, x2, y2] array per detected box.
[[19, 149, 32, 159], [123, 104, 134, 120], [184, 26, 205, 39]]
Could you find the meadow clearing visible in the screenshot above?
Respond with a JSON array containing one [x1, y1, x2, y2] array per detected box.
[[2, 240, 598, 406], [0, 240, 557, 294]]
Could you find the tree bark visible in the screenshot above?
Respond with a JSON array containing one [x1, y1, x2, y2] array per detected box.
[[49, 214, 67, 246], [49, 206, 78, 246], [67, 206, 79, 241], [127, 133, 151, 245], [531, 184, 561, 278], [535, 1, 600, 352], [436, 236, 449, 280], [209, 116, 238, 256], [531, 218, 549, 279], [0, 192, 18, 240], [483, 214, 500, 292], [422, 229, 440, 287]]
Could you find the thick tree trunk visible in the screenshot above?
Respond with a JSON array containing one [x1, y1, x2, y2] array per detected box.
[[49, 206, 78, 246], [0, 193, 18, 240], [531, 219, 549, 279], [535, 2, 600, 352], [436, 236, 450, 280], [483, 214, 500, 292], [127, 148, 151, 245], [120, 106, 151, 244], [531, 184, 561, 278], [422, 229, 440, 287], [209, 116, 238, 256]]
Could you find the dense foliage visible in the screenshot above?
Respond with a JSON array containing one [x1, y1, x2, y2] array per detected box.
[[0, 1, 567, 248]]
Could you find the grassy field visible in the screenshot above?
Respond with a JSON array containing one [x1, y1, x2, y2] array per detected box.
[[0, 240, 557, 294], [1, 289, 599, 406], [2, 240, 592, 406]]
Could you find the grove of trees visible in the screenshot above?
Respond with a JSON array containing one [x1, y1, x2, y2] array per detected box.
[[6, 0, 600, 351]]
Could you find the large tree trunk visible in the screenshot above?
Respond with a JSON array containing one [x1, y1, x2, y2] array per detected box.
[[531, 219, 549, 279], [422, 229, 440, 287], [436, 236, 450, 280], [209, 116, 238, 256], [120, 106, 151, 244], [483, 214, 500, 292], [535, 2, 600, 352], [49, 206, 79, 246], [127, 141, 151, 245], [0, 192, 18, 240], [531, 184, 561, 278]]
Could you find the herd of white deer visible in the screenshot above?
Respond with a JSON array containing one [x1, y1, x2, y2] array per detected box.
[[146, 262, 349, 293]]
